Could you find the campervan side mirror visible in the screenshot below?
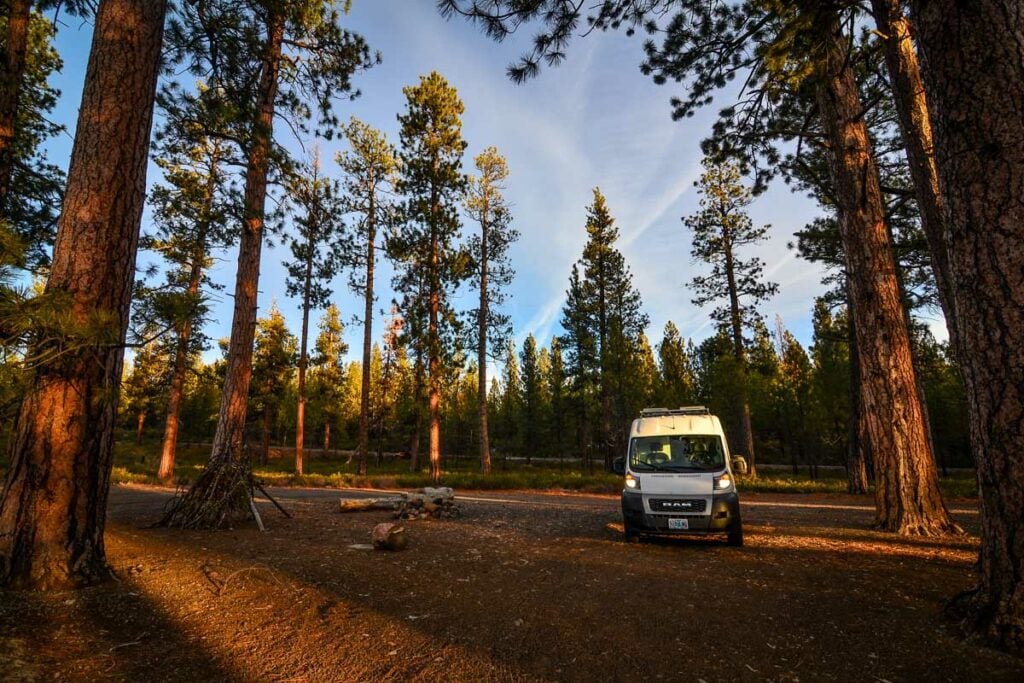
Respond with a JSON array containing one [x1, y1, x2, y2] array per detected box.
[[731, 456, 748, 476], [612, 457, 626, 476]]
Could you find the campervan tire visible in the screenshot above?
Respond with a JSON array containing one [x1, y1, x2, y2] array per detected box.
[[727, 520, 744, 547]]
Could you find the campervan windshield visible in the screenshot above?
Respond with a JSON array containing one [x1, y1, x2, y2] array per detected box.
[[628, 434, 725, 472]]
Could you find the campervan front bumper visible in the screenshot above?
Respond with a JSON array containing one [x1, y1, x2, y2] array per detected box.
[[621, 490, 739, 533]]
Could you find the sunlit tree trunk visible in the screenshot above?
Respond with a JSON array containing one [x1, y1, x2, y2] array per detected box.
[[912, 0, 1024, 651], [158, 256, 202, 481], [428, 211, 442, 483], [723, 231, 757, 476], [813, 17, 957, 535], [158, 143, 220, 481], [409, 352, 423, 473], [295, 230, 314, 476], [0, 0, 31, 211], [477, 210, 492, 475], [0, 0, 166, 589], [208, 11, 283, 465], [357, 191, 376, 475], [869, 0, 959, 355]]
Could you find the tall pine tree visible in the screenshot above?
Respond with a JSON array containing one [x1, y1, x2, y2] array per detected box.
[[684, 158, 778, 476], [464, 146, 517, 474], [391, 72, 469, 483]]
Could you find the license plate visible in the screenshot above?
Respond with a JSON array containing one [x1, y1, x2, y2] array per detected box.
[[668, 518, 689, 530]]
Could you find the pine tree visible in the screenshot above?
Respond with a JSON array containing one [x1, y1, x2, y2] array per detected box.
[[0, 0, 166, 589], [558, 263, 596, 461], [548, 337, 568, 465], [0, 8, 64, 271], [562, 189, 647, 468], [122, 335, 173, 446], [160, 0, 375, 528], [390, 72, 469, 483], [498, 339, 522, 458], [519, 334, 543, 463], [464, 146, 518, 474], [309, 304, 347, 457], [250, 303, 297, 465], [808, 299, 861, 491], [684, 158, 777, 475], [774, 321, 814, 476], [142, 101, 235, 482], [657, 321, 697, 408], [337, 117, 397, 475], [283, 150, 345, 476], [910, 0, 1024, 648]]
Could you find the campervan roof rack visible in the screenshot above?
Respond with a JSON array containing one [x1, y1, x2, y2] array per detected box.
[[640, 406, 710, 417]]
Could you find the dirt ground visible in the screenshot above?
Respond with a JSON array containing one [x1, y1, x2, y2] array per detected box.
[[1, 486, 1022, 682]]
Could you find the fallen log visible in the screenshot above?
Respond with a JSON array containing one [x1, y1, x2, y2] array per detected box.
[[339, 498, 399, 513], [337, 488, 460, 519]]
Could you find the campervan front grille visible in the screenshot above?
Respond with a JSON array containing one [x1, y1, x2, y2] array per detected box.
[[649, 498, 707, 513]]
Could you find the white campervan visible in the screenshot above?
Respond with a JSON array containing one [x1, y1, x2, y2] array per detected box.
[[613, 407, 747, 545]]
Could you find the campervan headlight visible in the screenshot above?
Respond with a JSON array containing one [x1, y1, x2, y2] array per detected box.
[[714, 472, 733, 490], [625, 472, 640, 490]]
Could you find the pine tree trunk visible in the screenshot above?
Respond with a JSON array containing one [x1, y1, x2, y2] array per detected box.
[[427, 187, 442, 483], [158, 146, 217, 482], [911, 0, 1024, 651], [845, 304, 870, 494], [813, 17, 957, 535], [408, 351, 423, 473], [323, 420, 330, 456], [205, 12, 284, 471], [723, 235, 757, 476], [207, 12, 283, 466], [135, 412, 145, 445], [0, 0, 165, 589], [158, 266, 200, 481], [478, 214, 491, 475], [357, 193, 376, 476], [295, 231, 314, 477], [0, 0, 30, 212], [869, 0, 960, 355]]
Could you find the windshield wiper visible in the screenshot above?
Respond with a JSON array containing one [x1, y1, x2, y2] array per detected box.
[[662, 464, 716, 472], [633, 461, 669, 471]]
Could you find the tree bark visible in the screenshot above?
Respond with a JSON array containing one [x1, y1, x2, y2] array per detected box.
[[723, 231, 757, 476], [0, 0, 165, 589], [323, 420, 330, 457], [295, 230, 314, 477], [0, 0, 31, 213], [813, 17, 957, 535], [869, 0, 960, 356], [911, 0, 1024, 651], [478, 209, 491, 475], [357, 190, 376, 475], [409, 351, 423, 473], [135, 412, 145, 445], [158, 146, 220, 482], [207, 11, 284, 465]]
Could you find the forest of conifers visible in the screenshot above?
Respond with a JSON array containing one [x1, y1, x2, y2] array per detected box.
[[0, 0, 1022, 656]]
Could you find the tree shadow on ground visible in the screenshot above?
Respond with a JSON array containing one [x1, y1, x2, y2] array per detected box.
[[0, 580, 235, 681], [89, 484, 1024, 683]]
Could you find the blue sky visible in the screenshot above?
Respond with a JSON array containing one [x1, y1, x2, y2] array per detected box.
[[43, 2, 872, 366]]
